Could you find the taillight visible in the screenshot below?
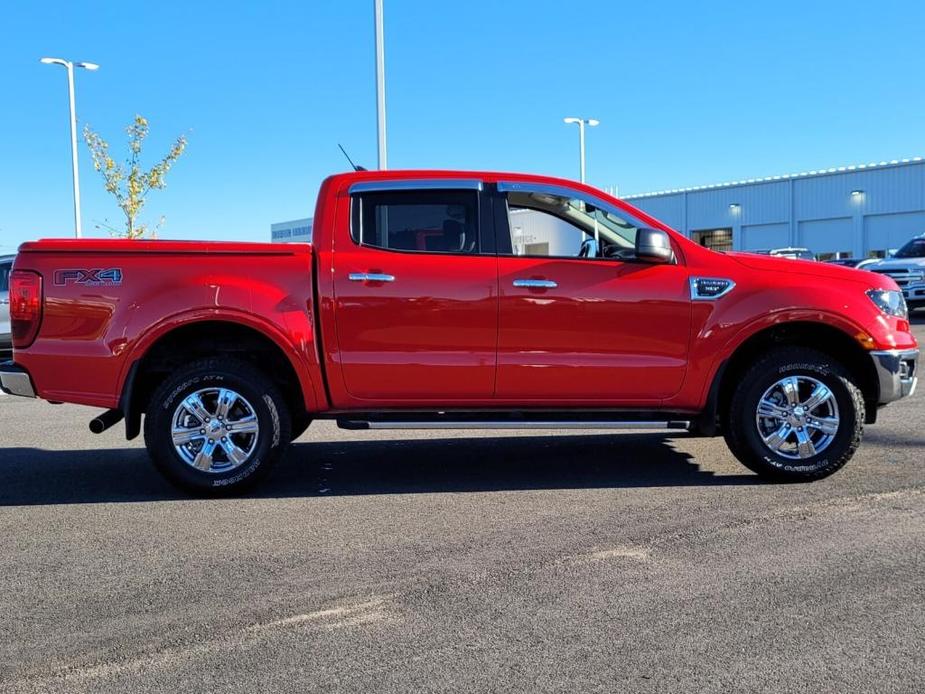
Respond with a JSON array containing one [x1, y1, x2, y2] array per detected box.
[[10, 270, 43, 349]]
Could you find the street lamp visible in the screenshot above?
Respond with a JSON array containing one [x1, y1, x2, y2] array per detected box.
[[40, 57, 99, 238], [373, 0, 387, 170], [563, 116, 599, 184]]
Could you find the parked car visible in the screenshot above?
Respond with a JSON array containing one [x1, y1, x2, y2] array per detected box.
[[0, 254, 13, 358], [825, 257, 880, 270], [1, 170, 918, 494], [866, 234, 925, 312], [752, 247, 816, 261]]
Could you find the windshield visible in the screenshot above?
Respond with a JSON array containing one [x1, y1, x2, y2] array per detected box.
[[894, 238, 925, 258]]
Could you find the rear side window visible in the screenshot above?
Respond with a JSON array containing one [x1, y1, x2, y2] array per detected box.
[[351, 190, 479, 254]]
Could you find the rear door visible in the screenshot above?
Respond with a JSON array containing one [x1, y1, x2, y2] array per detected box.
[[330, 180, 499, 402]]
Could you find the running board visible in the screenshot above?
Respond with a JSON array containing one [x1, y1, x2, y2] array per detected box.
[[338, 419, 691, 431]]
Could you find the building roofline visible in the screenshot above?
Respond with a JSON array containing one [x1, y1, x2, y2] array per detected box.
[[623, 156, 925, 200]]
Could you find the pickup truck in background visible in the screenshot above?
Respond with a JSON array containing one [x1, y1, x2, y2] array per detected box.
[[868, 234, 925, 312], [1, 170, 919, 494]]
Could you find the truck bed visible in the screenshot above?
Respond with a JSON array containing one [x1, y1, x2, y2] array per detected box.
[[19, 238, 312, 255], [11, 237, 322, 411]]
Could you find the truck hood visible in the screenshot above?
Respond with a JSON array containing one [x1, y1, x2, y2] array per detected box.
[[866, 257, 925, 271], [726, 251, 895, 288]]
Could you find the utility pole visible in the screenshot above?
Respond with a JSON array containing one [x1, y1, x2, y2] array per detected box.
[[374, 0, 387, 169]]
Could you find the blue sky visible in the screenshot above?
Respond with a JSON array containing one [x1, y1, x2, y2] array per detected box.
[[1, 0, 923, 250]]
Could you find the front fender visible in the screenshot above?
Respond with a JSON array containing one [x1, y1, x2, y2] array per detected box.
[[670, 276, 900, 411]]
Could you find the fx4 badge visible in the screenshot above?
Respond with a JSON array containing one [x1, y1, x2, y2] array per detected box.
[[54, 268, 123, 286]]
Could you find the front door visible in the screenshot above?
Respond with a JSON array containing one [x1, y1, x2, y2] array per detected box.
[[331, 182, 498, 402], [494, 182, 691, 403]]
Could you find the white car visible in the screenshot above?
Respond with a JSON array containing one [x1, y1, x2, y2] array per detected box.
[[1, 254, 13, 357], [867, 235, 925, 312], [752, 247, 816, 261]]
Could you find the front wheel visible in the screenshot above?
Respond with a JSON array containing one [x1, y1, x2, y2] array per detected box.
[[724, 347, 865, 481], [144, 357, 291, 495]]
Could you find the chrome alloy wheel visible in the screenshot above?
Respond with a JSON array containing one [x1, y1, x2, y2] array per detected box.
[[171, 388, 260, 473], [755, 375, 840, 460]]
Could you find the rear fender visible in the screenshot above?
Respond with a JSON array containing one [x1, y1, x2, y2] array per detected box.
[[119, 308, 324, 415]]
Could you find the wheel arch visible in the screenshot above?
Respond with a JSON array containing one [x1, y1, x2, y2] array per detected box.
[[697, 320, 881, 434], [119, 314, 321, 439]]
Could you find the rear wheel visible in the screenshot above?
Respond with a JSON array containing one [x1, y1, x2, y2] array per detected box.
[[144, 357, 290, 495], [724, 347, 864, 481]]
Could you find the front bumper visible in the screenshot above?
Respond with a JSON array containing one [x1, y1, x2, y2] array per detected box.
[[0, 361, 36, 398], [870, 349, 918, 404]]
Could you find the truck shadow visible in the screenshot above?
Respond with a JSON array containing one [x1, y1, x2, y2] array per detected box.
[[280, 434, 761, 497], [0, 433, 760, 506]]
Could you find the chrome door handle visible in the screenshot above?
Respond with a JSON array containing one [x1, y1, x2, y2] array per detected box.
[[513, 279, 557, 288], [348, 273, 395, 282]]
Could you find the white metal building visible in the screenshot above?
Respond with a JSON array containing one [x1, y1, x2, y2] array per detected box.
[[270, 218, 312, 243], [508, 207, 587, 256]]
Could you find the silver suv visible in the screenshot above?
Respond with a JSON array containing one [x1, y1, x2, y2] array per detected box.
[[1, 254, 13, 357], [868, 235, 925, 312]]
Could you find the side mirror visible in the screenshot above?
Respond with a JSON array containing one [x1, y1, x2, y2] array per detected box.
[[635, 228, 674, 263]]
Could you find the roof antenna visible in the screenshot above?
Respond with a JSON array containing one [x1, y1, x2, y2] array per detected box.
[[338, 144, 366, 172]]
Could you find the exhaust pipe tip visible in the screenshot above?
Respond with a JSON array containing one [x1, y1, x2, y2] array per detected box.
[[89, 409, 124, 434]]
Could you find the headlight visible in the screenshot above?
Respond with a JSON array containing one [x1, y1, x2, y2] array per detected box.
[[866, 289, 908, 319]]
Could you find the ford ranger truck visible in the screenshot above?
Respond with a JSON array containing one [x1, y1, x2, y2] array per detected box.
[[1, 171, 919, 494]]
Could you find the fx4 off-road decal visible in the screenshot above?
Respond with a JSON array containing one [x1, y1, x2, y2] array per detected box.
[[53, 268, 123, 286]]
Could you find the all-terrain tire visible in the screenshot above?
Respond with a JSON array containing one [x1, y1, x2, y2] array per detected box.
[[143, 357, 291, 495], [724, 347, 864, 481]]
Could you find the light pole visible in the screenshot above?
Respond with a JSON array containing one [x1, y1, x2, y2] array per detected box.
[[374, 0, 387, 169], [563, 117, 599, 184], [40, 57, 99, 238]]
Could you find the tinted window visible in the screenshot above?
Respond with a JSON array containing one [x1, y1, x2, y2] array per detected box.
[[352, 190, 478, 254], [895, 238, 925, 258], [0, 262, 10, 292]]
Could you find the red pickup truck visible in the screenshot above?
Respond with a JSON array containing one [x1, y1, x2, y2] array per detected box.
[[2, 170, 919, 494]]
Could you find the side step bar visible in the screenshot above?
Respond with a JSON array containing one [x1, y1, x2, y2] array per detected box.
[[339, 419, 691, 431]]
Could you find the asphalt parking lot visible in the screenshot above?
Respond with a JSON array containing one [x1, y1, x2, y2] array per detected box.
[[2, 320, 923, 694]]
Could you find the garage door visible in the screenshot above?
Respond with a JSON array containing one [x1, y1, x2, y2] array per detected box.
[[798, 218, 853, 258], [864, 211, 925, 257], [741, 222, 789, 251]]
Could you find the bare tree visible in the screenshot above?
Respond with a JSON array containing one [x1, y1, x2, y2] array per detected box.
[[84, 115, 187, 239]]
